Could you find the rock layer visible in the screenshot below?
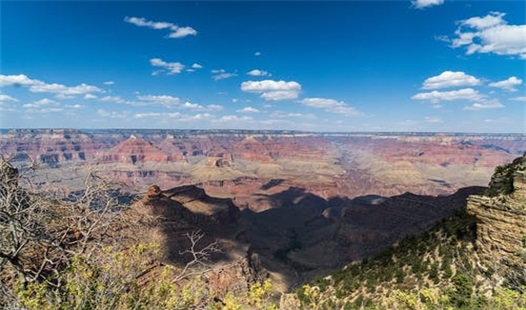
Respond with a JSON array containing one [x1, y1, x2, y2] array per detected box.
[[467, 153, 526, 285]]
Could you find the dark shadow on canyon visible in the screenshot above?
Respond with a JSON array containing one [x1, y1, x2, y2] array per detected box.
[[145, 183, 486, 289]]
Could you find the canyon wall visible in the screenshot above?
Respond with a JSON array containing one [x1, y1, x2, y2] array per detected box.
[[467, 154, 526, 285]]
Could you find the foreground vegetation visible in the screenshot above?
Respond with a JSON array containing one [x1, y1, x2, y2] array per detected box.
[[295, 208, 525, 309]]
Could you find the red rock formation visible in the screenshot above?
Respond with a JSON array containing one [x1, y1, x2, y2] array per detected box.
[[98, 135, 170, 164], [0, 129, 105, 164]]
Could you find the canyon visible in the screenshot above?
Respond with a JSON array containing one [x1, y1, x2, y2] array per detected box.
[[1, 130, 524, 200], [1, 128, 525, 297]]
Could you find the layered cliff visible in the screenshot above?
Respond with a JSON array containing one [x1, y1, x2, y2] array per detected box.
[[467, 153, 526, 286]]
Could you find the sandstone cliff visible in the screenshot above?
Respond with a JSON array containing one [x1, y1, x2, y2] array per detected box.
[[467, 153, 526, 287]]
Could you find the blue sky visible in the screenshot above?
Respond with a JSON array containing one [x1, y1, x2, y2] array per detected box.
[[1, 1, 525, 132]]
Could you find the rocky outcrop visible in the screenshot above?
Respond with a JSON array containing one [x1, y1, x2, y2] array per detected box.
[[129, 184, 266, 298], [467, 153, 526, 285], [205, 248, 268, 297]]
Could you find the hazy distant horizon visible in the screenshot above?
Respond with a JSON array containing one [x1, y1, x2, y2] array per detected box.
[[1, 1, 524, 133], [1, 127, 525, 136]]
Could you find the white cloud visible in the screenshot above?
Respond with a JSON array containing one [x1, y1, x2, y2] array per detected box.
[[22, 98, 80, 114], [168, 26, 197, 38], [124, 16, 197, 39], [412, 0, 444, 9], [84, 94, 97, 100], [300, 97, 361, 116], [301, 97, 344, 108], [100, 95, 128, 104], [191, 63, 203, 69], [29, 83, 101, 96], [180, 102, 204, 110], [510, 96, 526, 102], [464, 99, 505, 110], [462, 12, 507, 30], [97, 109, 129, 119], [23, 98, 60, 108], [254, 52, 261, 56], [135, 94, 222, 111], [65, 104, 82, 109], [0, 74, 101, 98], [270, 111, 316, 119], [212, 73, 237, 80], [217, 115, 253, 122], [25, 107, 64, 113], [0, 94, 18, 102], [137, 94, 180, 107], [211, 69, 237, 80], [247, 69, 271, 77], [206, 104, 223, 112], [241, 80, 301, 100], [0, 74, 39, 86], [150, 58, 185, 75], [412, 88, 483, 103], [450, 12, 526, 59], [424, 116, 443, 123], [236, 106, 260, 113], [134, 112, 184, 119], [422, 71, 481, 89], [103, 81, 115, 85], [489, 76, 522, 92]]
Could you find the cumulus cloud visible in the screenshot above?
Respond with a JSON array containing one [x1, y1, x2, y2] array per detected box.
[[247, 69, 271, 77], [124, 16, 197, 39], [422, 71, 481, 89], [464, 99, 505, 110], [211, 69, 237, 80], [412, 88, 483, 103], [150, 58, 185, 75], [236, 106, 260, 113], [0, 74, 39, 86], [103, 81, 115, 85], [489, 76, 522, 92], [254, 52, 261, 56], [300, 97, 361, 116], [412, 0, 444, 9], [241, 80, 301, 100], [191, 63, 203, 69], [450, 12, 526, 59], [0, 74, 102, 98], [0, 94, 18, 102]]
